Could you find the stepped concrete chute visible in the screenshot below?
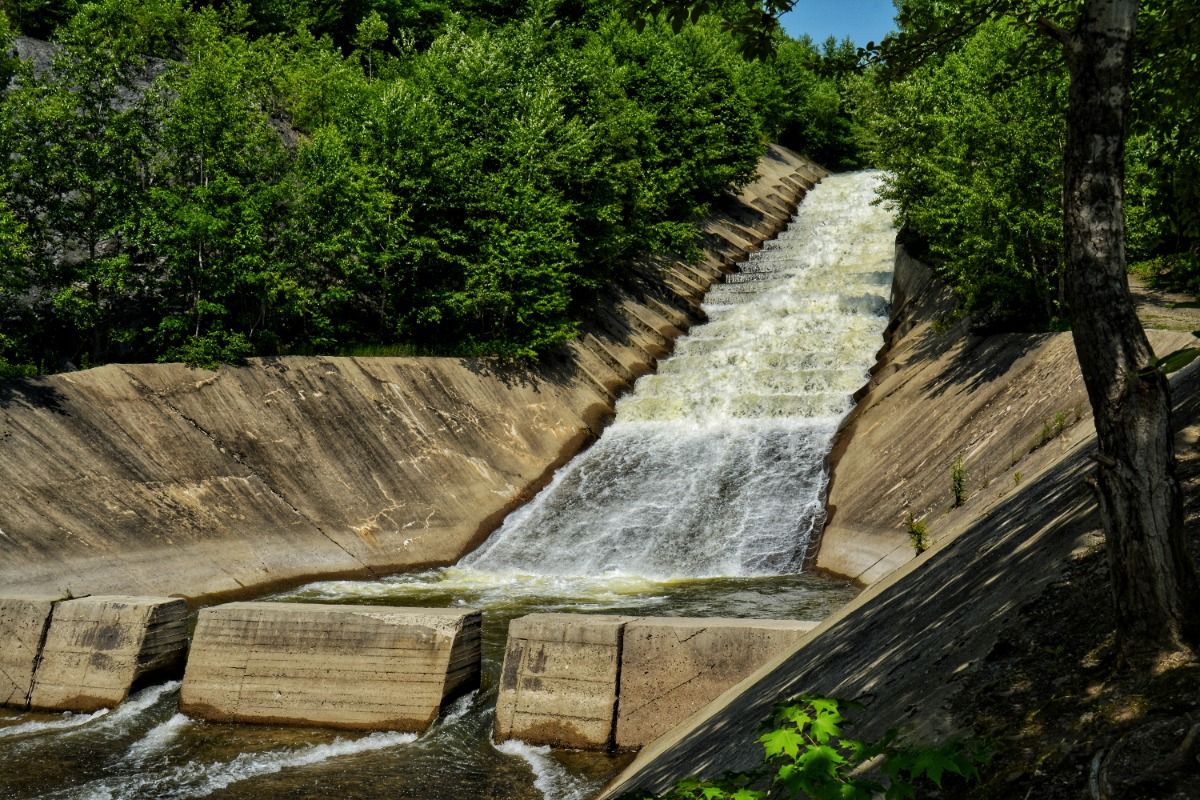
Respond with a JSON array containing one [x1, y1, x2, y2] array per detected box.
[[0, 145, 825, 606], [24, 595, 188, 713], [493, 614, 819, 752], [180, 602, 481, 732]]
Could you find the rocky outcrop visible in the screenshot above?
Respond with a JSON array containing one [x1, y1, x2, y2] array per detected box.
[[180, 602, 481, 731], [493, 614, 818, 752], [9, 595, 188, 712], [0, 146, 826, 605]]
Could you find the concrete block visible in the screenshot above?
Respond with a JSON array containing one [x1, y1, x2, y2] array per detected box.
[[494, 613, 632, 749], [615, 618, 818, 749], [180, 602, 480, 731], [0, 594, 64, 708], [27, 595, 188, 712]]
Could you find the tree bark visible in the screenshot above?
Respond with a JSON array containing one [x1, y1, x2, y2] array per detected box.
[[1062, 0, 1200, 660]]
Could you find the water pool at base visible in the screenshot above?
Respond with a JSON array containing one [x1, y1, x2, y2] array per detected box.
[[0, 573, 856, 800], [0, 172, 893, 800]]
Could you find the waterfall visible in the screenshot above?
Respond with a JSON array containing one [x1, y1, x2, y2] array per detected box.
[[463, 171, 894, 579]]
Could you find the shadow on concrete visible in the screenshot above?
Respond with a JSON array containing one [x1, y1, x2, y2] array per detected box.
[[0, 377, 68, 415], [915, 330, 1049, 398], [457, 356, 552, 392]]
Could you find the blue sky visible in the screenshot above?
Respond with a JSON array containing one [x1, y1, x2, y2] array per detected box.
[[778, 0, 898, 48]]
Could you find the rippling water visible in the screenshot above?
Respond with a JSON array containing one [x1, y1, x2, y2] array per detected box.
[[0, 171, 893, 800]]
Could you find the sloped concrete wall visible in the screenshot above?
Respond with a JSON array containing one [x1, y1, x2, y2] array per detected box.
[[0, 146, 827, 605], [180, 602, 481, 731], [816, 249, 1101, 584]]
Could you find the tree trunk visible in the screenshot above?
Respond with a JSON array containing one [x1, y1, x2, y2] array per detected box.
[[1062, 0, 1200, 660]]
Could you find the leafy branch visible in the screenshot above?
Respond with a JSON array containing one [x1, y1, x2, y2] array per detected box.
[[623, 696, 989, 800]]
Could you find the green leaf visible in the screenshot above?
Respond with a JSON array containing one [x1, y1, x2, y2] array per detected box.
[[728, 790, 764, 800], [809, 711, 842, 744], [1142, 346, 1200, 377], [807, 698, 842, 718], [759, 727, 806, 760]]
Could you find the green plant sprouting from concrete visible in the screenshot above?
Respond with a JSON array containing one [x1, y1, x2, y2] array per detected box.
[[624, 696, 988, 800], [1032, 405, 1083, 451], [951, 455, 967, 507], [905, 512, 929, 555]]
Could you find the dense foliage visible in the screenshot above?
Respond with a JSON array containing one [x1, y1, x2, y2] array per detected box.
[[624, 696, 986, 800], [0, 0, 860, 373], [856, 0, 1200, 330]]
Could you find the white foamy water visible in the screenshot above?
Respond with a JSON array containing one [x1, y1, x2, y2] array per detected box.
[[125, 713, 191, 763], [0, 708, 111, 739], [47, 731, 417, 800], [438, 691, 478, 727], [463, 172, 894, 579], [82, 681, 180, 735], [0, 681, 182, 744], [494, 740, 597, 800]]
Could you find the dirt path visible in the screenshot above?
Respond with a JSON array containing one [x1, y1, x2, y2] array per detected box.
[[1130, 273, 1200, 333]]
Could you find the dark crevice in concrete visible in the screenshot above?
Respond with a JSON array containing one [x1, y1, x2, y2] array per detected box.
[[607, 621, 628, 755], [23, 599, 59, 710]]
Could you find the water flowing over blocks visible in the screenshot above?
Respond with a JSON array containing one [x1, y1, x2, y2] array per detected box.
[[27, 595, 188, 712], [614, 617, 818, 749], [494, 614, 632, 749], [0, 594, 64, 708], [180, 603, 481, 731]]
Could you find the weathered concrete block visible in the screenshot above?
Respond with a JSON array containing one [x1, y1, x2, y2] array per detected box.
[[615, 617, 818, 749], [180, 603, 480, 731], [0, 594, 64, 708], [494, 613, 632, 749], [27, 595, 188, 712]]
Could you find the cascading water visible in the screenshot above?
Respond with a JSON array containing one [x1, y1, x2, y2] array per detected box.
[[465, 170, 894, 578], [0, 171, 894, 800]]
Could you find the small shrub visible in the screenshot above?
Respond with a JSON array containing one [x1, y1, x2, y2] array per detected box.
[[1013, 470, 1022, 486], [1038, 418, 1054, 447], [905, 512, 929, 555], [1032, 407, 1080, 451], [163, 330, 253, 370], [951, 455, 967, 507], [1053, 410, 1069, 436]]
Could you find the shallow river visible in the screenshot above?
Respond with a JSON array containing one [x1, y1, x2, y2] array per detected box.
[[0, 171, 894, 800]]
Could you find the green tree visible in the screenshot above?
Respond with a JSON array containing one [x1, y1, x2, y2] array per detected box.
[[859, 21, 1067, 328], [131, 10, 292, 364], [1125, 0, 1200, 277], [878, 0, 1200, 661]]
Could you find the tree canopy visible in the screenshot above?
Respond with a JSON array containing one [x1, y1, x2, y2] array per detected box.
[[0, 0, 862, 373]]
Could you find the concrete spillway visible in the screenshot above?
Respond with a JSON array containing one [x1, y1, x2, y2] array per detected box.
[[0, 172, 895, 800], [464, 171, 895, 579]]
